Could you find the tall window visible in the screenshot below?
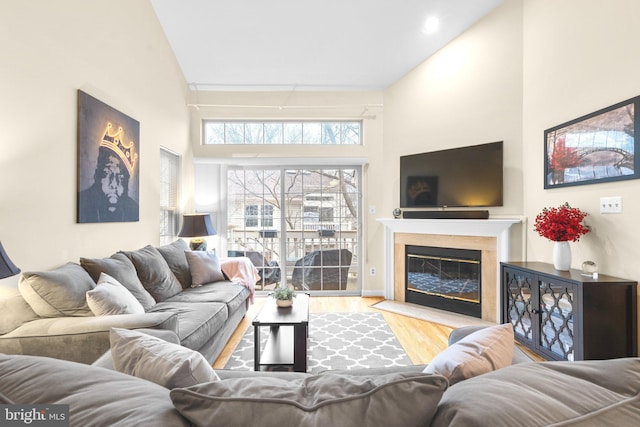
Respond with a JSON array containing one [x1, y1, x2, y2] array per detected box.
[[160, 148, 180, 245], [227, 167, 361, 294], [203, 120, 362, 145]]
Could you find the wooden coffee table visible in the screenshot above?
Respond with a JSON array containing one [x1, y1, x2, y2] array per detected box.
[[253, 293, 309, 372]]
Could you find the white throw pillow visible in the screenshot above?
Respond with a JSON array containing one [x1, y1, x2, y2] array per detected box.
[[423, 323, 514, 385], [110, 328, 219, 389], [86, 273, 145, 316]]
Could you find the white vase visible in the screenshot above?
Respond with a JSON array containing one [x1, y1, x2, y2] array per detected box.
[[553, 241, 571, 271]]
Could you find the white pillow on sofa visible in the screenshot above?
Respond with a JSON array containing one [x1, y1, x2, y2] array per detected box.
[[110, 328, 219, 389], [86, 273, 145, 316], [423, 323, 514, 385]]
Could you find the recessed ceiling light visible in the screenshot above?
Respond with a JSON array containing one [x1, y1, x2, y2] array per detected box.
[[422, 16, 439, 34]]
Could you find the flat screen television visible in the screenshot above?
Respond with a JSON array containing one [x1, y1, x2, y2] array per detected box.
[[400, 141, 503, 209]]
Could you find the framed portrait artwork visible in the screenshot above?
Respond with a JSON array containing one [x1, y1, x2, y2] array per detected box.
[[544, 96, 640, 189], [77, 90, 140, 223]]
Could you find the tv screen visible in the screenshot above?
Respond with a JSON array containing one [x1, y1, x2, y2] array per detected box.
[[400, 141, 503, 208]]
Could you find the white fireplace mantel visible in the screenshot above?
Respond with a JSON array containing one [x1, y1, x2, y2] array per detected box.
[[378, 217, 522, 320]]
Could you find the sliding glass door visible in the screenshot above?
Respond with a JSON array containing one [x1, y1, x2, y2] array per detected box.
[[226, 167, 361, 294]]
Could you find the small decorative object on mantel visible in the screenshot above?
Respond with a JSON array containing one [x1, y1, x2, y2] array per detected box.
[[534, 202, 590, 271], [393, 208, 402, 219], [272, 285, 295, 308]]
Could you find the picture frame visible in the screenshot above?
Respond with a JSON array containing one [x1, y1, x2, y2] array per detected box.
[[544, 96, 640, 189], [77, 90, 140, 223]]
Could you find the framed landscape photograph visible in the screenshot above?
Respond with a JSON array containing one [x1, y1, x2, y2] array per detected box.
[[544, 96, 640, 189], [77, 90, 140, 223]]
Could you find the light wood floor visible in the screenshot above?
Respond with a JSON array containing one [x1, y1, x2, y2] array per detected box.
[[212, 296, 454, 369]]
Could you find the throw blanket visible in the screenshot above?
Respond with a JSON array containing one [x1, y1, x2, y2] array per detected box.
[[219, 257, 259, 304]]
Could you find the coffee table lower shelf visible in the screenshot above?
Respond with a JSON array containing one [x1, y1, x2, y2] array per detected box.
[[257, 325, 295, 371]]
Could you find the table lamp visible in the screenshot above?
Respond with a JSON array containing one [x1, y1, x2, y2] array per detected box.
[[178, 214, 216, 251], [0, 241, 21, 279]]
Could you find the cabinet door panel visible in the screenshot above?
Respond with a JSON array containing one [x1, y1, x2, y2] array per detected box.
[[538, 279, 575, 360], [504, 269, 535, 346]]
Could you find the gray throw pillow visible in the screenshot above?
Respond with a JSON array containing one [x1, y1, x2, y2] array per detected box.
[[0, 354, 190, 426], [170, 372, 448, 427], [184, 250, 226, 287], [121, 245, 183, 302], [80, 253, 156, 311], [19, 262, 95, 317], [423, 323, 514, 385], [157, 239, 192, 288], [86, 273, 145, 316], [431, 358, 640, 427], [110, 328, 219, 389]]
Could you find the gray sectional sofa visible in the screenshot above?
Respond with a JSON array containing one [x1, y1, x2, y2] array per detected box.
[[0, 239, 251, 365], [1, 327, 639, 426]]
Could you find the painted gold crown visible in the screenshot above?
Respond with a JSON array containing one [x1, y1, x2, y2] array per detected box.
[[99, 122, 137, 176]]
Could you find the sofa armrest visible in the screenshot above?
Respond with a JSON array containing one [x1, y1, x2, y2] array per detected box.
[[448, 325, 534, 365], [0, 312, 178, 365]]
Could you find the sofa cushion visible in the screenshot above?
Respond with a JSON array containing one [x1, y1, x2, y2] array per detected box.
[[81, 253, 156, 310], [148, 301, 228, 351], [122, 245, 183, 302], [423, 323, 514, 385], [86, 273, 145, 316], [18, 262, 95, 318], [166, 282, 250, 314], [0, 354, 190, 426], [431, 358, 640, 427], [110, 328, 219, 389], [170, 372, 448, 427], [157, 239, 192, 288], [185, 250, 225, 287], [0, 287, 40, 334]]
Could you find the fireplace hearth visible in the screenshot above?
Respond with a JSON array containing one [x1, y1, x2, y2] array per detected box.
[[405, 245, 481, 318]]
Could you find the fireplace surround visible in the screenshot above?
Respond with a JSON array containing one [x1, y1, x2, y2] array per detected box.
[[378, 217, 521, 322]]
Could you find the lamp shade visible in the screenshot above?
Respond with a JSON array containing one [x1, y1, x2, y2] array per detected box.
[[0, 241, 21, 280], [178, 214, 216, 238]]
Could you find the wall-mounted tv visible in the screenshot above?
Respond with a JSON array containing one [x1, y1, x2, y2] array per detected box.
[[400, 141, 503, 209]]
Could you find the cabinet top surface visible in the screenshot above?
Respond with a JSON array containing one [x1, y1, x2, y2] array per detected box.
[[502, 261, 637, 285]]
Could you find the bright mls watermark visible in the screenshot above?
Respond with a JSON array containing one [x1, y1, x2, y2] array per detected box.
[[1, 405, 69, 426]]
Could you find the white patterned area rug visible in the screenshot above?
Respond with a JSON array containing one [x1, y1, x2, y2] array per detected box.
[[224, 312, 411, 373]]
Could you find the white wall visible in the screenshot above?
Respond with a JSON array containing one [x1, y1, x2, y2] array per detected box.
[[383, 0, 525, 250], [0, 0, 190, 282], [522, 0, 640, 334]]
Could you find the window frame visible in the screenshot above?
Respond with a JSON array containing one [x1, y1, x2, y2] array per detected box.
[[160, 148, 181, 245], [202, 120, 363, 145]]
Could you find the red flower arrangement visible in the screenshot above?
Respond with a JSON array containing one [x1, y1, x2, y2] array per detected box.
[[534, 202, 590, 242]]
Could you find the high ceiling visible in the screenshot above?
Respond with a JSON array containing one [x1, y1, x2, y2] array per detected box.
[[150, 0, 503, 91]]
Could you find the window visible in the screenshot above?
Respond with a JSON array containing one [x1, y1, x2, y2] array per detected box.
[[227, 167, 361, 293], [244, 204, 274, 228], [160, 148, 180, 245], [203, 120, 362, 145]]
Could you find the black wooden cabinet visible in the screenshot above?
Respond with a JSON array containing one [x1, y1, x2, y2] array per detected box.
[[501, 262, 637, 361]]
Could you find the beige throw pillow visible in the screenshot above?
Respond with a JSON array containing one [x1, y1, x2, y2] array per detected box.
[[423, 323, 514, 385], [184, 250, 225, 287], [110, 328, 219, 389], [86, 273, 145, 316], [170, 372, 448, 427]]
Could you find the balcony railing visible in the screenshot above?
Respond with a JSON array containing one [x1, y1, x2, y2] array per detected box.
[[227, 228, 359, 291]]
